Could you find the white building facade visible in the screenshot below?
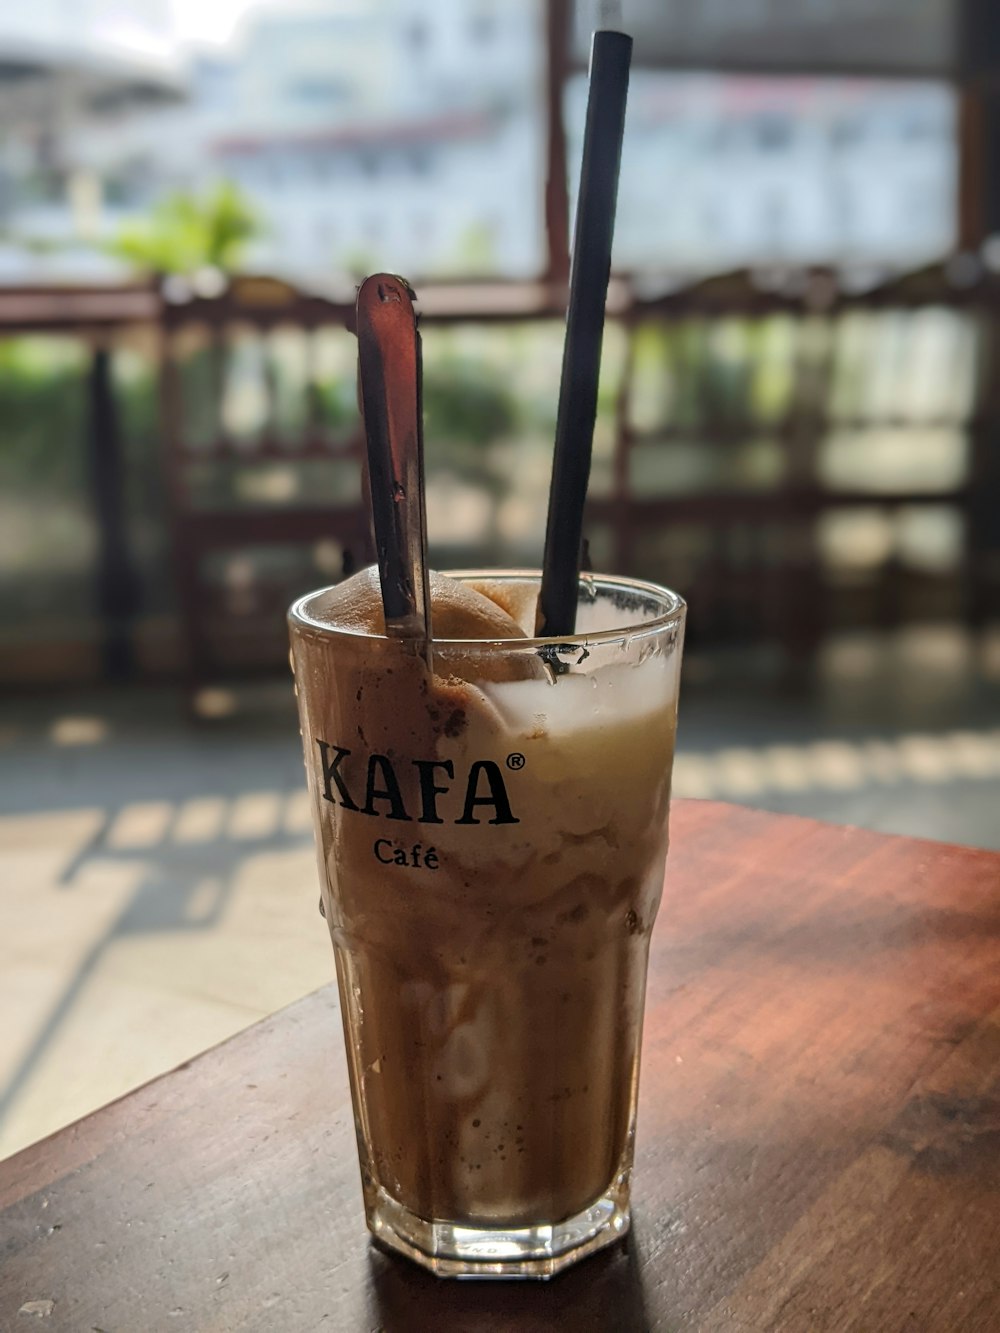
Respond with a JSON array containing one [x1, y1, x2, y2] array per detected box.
[[0, 0, 958, 282]]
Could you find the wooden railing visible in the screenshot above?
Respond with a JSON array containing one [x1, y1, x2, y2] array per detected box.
[[2, 262, 998, 687]]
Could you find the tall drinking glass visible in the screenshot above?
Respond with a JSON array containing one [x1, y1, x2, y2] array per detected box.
[[289, 571, 685, 1278]]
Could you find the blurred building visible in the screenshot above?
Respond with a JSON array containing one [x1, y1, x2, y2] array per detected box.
[[204, 0, 544, 279], [0, 0, 185, 277], [10, 0, 546, 281], [571, 0, 954, 77], [576, 75, 955, 270], [0, 0, 957, 282]]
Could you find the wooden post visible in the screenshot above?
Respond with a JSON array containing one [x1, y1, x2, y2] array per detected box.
[[545, 0, 571, 286], [956, 0, 1000, 247], [956, 2, 1000, 634], [85, 339, 137, 681], [957, 87, 987, 250]]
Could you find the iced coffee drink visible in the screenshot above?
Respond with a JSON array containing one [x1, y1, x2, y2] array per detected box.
[[289, 567, 684, 1277]]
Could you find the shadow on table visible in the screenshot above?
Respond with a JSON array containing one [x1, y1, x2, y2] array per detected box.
[[366, 1229, 652, 1332]]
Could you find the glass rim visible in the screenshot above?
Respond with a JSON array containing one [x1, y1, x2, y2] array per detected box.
[[288, 569, 686, 652]]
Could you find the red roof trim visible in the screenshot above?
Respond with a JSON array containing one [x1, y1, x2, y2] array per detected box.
[[211, 109, 495, 155]]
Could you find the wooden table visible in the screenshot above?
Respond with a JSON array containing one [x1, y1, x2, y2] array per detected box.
[[2, 801, 1000, 1331]]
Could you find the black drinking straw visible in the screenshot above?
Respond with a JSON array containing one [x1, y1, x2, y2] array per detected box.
[[538, 6, 631, 637]]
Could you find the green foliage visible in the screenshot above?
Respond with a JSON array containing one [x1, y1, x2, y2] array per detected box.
[[422, 357, 520, 497], [445, 222, 498, 276], [0, 340, 88, 492], [107, 181, 263, 276], [339, 247, 378, 280], [312, 376, 359, 434], [423, 359, 518, 445]]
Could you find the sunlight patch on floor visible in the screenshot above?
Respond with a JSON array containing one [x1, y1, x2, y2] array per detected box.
[[674, 729, 1000, 801]]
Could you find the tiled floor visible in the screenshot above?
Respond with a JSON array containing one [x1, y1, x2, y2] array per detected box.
[[2, 625, 998, 1161]]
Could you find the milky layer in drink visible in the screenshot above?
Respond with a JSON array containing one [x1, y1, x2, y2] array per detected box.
[[291, 567, 679, 1227]]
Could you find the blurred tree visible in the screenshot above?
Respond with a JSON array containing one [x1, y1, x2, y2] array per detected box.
[[312, 377, 359, 438], [107, 182, 263, 276], [440, 222, 497, 277], [422, 356, 520, 549], [339, 246, 378, 281], [0, 340, 87, 490], [0, 339, 92, 625], [423, 359, 518, 452]]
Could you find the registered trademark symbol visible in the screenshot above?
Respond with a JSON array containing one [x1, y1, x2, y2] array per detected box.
[[506, 752, 525, 771]]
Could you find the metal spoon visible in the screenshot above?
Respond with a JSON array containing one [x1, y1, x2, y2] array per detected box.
[[356, 274, 431, 649]]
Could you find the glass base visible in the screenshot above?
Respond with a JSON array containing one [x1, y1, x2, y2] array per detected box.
[[365, 1173, 631, 1280]]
